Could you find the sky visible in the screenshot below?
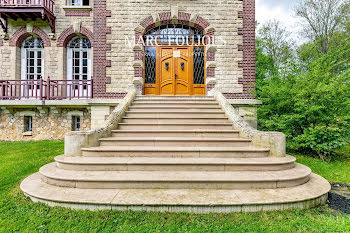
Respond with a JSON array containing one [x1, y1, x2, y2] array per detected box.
[[256, 0, 301, 38]]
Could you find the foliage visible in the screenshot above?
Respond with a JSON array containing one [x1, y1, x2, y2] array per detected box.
[[256, 19, 350, 160], [0, 141, 350, 232], [295, 0, 350, 54]]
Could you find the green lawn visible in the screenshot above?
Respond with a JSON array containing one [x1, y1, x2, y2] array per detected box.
[[0, 141, 349, 232], [295, 146, 350, 183]]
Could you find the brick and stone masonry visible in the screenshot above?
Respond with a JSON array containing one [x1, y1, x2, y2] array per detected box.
[[0, 0, 258, 140]]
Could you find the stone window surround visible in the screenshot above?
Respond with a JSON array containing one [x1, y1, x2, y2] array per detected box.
[[133, 10, 217, 95], [7, 27, 51, 83], [63, 6, 92, 17], [57, 26, 94, 48], [19, 111, 35, 135], [7, 26, 94, 83], [9, 27, 51, 48]]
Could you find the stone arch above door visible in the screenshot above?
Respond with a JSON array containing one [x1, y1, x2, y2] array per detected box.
[[133, 10, 217, 95]]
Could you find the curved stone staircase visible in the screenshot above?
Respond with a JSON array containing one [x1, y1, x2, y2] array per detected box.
[[21, 96, 330, 213]]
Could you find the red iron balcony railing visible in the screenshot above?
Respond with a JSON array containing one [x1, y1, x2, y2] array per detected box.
[[47, 79, 93, 100], [0, 0, 54, 14], [0, 0, 55, 33], [0, 78, 93, 100]]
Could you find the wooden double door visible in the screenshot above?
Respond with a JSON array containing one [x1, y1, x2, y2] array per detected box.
[[144, 46, 205, 96]]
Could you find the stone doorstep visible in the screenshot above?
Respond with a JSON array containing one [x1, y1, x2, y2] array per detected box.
[[20, 173, 330, 213]]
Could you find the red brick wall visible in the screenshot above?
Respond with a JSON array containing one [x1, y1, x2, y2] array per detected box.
[[9, 27, 51, 47], [226, 0, 256, 99], [90, 0, 255, 99], [91, 0, 127, 98]]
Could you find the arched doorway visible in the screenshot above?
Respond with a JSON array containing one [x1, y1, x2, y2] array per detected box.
[[144, 24, 206, 96]]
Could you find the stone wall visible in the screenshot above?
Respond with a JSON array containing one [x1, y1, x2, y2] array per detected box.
[[0, 0, 94, 81], [0, 0, 256, 99], [0, 108, 91, 141], [105, 0, 244, 94]]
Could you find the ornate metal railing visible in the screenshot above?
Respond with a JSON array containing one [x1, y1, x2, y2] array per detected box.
[[0, 0, 55, 14], [0, 78, 93, 100], [47, 79, 93, 100], [0, 79, 44, 100]]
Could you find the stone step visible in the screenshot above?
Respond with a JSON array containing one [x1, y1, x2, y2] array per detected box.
[[122, 117, 230, 124], [128, 108, 224, 112], [132, 101, 218, 105], [118, 123, 234, 130], [99, 137, 252, 147], [81, 146, 270, 158], [135, 96, 215, 101], [133, 99, 217, 103], [21, 172, 331, 213], [129, 105, 222, 110], [39, 163, 311, 189], [125, 111, 226, 118], [111, 130, 240, 138], [55, 155, 296, 171]]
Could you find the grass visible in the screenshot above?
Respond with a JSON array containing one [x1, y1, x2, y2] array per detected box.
[[0, 141, 349, 232], [294, 146, 350, 183]]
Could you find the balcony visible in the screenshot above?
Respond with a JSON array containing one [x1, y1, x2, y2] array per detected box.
[[0, 78, 93, 100], [0, 0, 55, 33]]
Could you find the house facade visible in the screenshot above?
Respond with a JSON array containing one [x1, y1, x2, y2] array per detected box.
[[0, 0, 258, 140]]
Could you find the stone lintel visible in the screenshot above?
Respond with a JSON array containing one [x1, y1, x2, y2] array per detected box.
[[0, 106, 13, 115], [50, 107, 60, 116], [19, 110, 36, 117], [228, 99, 263, 105], [37, 107, 49, 116]]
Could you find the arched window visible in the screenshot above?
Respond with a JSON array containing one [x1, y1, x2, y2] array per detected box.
[[21, 36, 44, 97], [144, 24, 204, 44], [66, 37, 92, 97]]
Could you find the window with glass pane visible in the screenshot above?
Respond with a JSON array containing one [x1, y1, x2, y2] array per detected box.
[[69, 0, 89, 6], [22, 37, 44, 92], [145, 47, 156, 84], [67, 37, 91, 93], [144, 24, 204, 44], [193, 46, 205, 85]]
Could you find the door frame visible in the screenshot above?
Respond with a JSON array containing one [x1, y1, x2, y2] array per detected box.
[[21, 43, 44, 98], [144, 44, 206, 96], [67, 42, 92, 98]]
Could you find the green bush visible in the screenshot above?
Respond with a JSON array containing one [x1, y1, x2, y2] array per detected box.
[[256, 26, 350, 160]]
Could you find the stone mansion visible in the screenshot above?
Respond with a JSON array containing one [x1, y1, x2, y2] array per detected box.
[[0, 0, 257, 140], [0, 0, 330, 212]]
